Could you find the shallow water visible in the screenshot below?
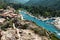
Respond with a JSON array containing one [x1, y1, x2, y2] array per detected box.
[[19, 10, 60, 38]]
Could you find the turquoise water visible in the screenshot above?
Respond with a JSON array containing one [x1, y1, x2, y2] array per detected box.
[[44, 19, 55, 24], [19, 11, 60, 38]]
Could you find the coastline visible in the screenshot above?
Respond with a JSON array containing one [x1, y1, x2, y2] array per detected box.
[[19, 10, 60, 39], [25, 11, 60, 30], [19, 10, 60, 30]]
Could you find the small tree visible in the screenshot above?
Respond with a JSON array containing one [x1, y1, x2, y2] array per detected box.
[[21, 24, 29, 29]]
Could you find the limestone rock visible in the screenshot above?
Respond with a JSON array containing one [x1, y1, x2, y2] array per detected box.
[[0, 28, 48, 40]]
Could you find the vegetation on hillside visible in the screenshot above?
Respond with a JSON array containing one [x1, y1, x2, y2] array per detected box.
[[0, 3, 60, 40], [6, 3, 60, 18], [0, 3, 8, 9], [0, 3, 60, 17]]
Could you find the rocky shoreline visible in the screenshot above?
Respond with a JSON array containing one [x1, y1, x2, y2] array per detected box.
[[53, 17, 60, 30], [0, 5, 60, 40], [0, 6, 50, 40], [0, 28, 43, 40]]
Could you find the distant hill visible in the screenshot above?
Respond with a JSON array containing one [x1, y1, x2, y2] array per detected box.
[[0, 0, 60, 10], [0, 0, 29, 4], [25, 0, 60, 10]]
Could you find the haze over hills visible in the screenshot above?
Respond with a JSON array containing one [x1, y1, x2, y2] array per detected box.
[[25, 0, 60, 9], [25, 0, 58, 6], [0, 0, 60, 10], [0, 0, 30, 4]]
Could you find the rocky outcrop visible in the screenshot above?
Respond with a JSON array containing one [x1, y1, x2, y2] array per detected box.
[[0, 18, 6, 25], [0, 6, 49, 40], [0, 28, 48, 40], [53, 17, 60, 29]]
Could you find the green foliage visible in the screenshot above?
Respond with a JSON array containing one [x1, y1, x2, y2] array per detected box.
[[0, 6, 3, 9], [0, 3, 8, 9], [31, 27, 46, 36], [1, 23, 10, 31], [0, 2, 60, 17], [21, 24, 29, 29], [1, 20, 13, 30], [14, 10, 19, 14], [50, 34, 60, 40], [10, 3, 60, 17]]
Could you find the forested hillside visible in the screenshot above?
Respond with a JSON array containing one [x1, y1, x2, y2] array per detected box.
[[0, 0, 60, 17]]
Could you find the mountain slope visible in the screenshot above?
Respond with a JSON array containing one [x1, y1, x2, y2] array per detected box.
[[0, 0, 60, 10], [25, 0, 60, 9], [0, 0, 29, 4]]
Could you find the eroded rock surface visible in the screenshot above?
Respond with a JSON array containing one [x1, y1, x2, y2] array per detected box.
[[0, 28, 48, 40]]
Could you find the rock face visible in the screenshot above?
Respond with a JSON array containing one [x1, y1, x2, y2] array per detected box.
[[0, 28, 48, 40], [1, 28, 20, 40], [0, 6, 49, 40], [53, 17, 60, 29], [0, 18, 6, 24]]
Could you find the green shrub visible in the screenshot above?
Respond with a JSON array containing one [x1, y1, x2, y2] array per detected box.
[[32, 28, 45, 36], [21, 24, 29, 29]]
